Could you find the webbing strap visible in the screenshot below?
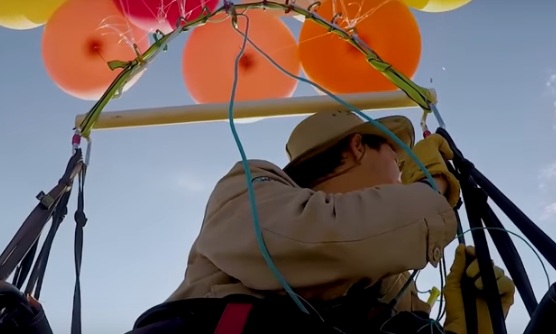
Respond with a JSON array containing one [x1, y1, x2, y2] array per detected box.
[[71, 170, 88, 334], [213, 303, 253, 334], [0, 150, 83, 281]]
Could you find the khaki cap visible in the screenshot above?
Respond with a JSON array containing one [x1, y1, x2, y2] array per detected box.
[[284, 110, 415, 173]]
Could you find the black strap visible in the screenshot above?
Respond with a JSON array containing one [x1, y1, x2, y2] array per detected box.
[[0, 149, 87, 334], [0, 150, 83, 281], [71, 169, 88, 334], [23, 190, 72, 298], [12, 240, 39, 289]]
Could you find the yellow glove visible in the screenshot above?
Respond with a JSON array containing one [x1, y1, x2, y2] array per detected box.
[[444, 245, 516, 334], [400, 134, 461, 207]]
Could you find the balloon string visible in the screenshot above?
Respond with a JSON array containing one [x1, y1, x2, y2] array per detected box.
[[227, 11, 310, 314], [94, 48, 107, 64]]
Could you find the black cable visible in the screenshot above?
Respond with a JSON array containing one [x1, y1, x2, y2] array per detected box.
[[480, 203, 537, 315], [459, 182, 507, 334]]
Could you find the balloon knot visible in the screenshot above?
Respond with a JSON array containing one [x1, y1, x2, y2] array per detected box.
[[239, 52, 255, 72], [87, 38, 103, 58]]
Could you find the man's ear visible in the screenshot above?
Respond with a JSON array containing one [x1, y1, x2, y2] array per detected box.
[[349, 134, 365, 160]]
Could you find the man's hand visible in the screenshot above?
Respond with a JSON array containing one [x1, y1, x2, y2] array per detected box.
[[400, 134, 460, 207], [444, 245, 516, 334]]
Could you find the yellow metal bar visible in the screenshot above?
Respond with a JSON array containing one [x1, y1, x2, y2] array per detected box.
[[74, 89, 437, 131]]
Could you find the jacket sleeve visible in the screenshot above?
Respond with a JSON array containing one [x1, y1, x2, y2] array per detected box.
[[196, 167, 458, 293]]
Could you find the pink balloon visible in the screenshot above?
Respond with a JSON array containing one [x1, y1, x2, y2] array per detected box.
[[165, 0, 221, 28], [112, 0, 173, 33]]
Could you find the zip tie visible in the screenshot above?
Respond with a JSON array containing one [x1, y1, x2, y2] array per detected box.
[[427, 286, 441, 308]]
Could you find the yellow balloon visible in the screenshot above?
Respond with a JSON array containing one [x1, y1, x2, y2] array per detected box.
[[0, 2, 38, 29], [402, 0, 428, 9], [0, 0, 68, 30], [403, 0, 471, 13]]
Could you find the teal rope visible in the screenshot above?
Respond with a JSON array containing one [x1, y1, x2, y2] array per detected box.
[[226, 14, 449, 314], [227, 15, 309, 313]]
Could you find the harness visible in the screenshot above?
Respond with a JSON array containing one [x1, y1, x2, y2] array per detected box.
[[214, 302, 253, 334], [125, 281, 443, 334]]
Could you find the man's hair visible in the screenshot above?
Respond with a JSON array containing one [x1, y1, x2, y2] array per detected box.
[[287, 134, 388, 188]]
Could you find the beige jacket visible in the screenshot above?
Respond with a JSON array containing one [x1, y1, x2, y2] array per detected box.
[[167, 160, 458, 314]]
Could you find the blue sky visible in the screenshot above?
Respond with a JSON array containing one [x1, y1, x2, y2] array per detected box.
[[1, 1, 556, 333]]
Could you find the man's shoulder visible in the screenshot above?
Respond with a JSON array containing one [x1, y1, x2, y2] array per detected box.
[[230, 159, 282, 172], [204, 159, 301, 218], [225, 159, 296, 185]]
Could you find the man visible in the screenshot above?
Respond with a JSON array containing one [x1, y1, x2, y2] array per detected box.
[[128, 111, 515, 333]]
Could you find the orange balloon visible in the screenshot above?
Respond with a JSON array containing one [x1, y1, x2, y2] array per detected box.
[[182, 10, 301, 104], [42, 0, 150, 100], [298, 0, 421, 94]]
